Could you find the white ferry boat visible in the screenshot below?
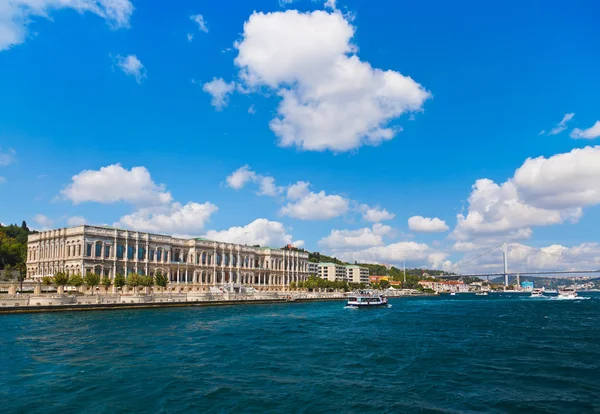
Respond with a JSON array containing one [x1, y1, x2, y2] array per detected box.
[[475, 291, 488, 296], [530, 288, 544, 298], [558, 288, 577, 299], [347, 292, 388, 308]]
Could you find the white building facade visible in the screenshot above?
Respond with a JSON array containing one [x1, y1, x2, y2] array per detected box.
[[318, 263, 348, 282], [346, 265, 370, 284], [26, 225, 310, 291]]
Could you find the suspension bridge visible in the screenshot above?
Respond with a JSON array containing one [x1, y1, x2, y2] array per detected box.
[[446, 243, 600, 286]]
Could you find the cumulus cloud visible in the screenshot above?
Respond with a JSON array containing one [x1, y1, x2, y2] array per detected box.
[[34, 214, 53, 229], [286, 181, 310, 201], [190, 14, 208, 32], [202, 77, 235, 110], [0, 0, 134, 51], [226, 165, 256, 190], [547, 113, 575, 135], [204, 218, 298, 247], [571, 121, 600, 140], [335, 241, 450, 270], [116, 201, 218, 235], [114, 54, 146, 84], [257, 176, 282, 196], [408, 216, 449, 233], [359, 204, 395, 222], [225, 165, 282, 196], [452, 242, 600, 274], [0, 148, 16, 166], [513, 146, 600, 209], [453, 147, 600, 242], [319, 223, 392, 251], [233, 9, 431, 152], [61, 164, 172, 206], [0, 176, 6, 184], [280, 188, 349, 220]]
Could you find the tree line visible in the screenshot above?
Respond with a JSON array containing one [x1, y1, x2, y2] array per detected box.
[[39, 271, 170, 294]]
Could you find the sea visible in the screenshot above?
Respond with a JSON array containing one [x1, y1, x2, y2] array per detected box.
[[1, 292, 599, 413]]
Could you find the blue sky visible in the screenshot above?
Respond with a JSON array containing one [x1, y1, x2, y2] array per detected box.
[[1, 0, 600, 273]]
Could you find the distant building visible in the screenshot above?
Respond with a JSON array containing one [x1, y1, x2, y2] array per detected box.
[[308, 262, 318, 276], [419, 280, 469, 293], [318, 263, 348, 282], [346, 265, 370, 284], [369, 275, 389, 283], [521, 281, 534, 291]]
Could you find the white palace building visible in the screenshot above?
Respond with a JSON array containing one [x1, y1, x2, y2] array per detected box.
[[26, 225, 310, 291]]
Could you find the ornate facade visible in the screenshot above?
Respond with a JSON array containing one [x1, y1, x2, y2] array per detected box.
[[26, 225, 310, 291]]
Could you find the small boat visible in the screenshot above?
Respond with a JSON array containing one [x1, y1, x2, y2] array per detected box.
[[531, 288, 544, 298], [450, 292, 456, 296], [558, 288, 577, 299], [475, 291, 488, 296], [347, 292, 388, 307]]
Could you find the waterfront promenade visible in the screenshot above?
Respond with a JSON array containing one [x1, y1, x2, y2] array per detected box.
[[0, 285, 423, 313]]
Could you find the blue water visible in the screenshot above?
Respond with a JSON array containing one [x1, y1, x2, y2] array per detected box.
[[1, 293, 599, 413]]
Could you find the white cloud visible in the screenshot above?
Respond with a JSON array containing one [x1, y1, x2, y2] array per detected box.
[[408, 216, 449, 233], [453, 242, 600, 274], [571, 121, 600, 140], [286, 181, 311, 200], [257, 176, 282, 196], [292, 240, 305, 248], [190, 14, 208, 33], [453, 146, 600, 242], [319, 223, 392, 251], [116, 201, 218, 235], [234, 9, 431, 152], [280, 189, 349, 220], [547, 113, 575, 135], [226, 165, 257, 190], [324, 0, 337, 10], [336, 241, 448, 268], [67, 216, 87, 226], [202, 77, 235, 110], [513, 146, 600, 210], [0, 148, 16, 166], [114, 54, 146, 84], [359, 204, 395, 222], [248, 104, 256, 114], [0, 0, 133, 51], [204, 218, 295, 247], [0, 176, 5, 184], [187, 33, 194, 42], [34, 214, 53, 229], [225, 165, 282, 196], [61, 164, 173, 206]]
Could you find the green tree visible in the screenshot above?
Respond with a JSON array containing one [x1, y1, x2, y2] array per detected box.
[[69, 273, 84, 288], [126, 273, 142, 294], [114, 273, 126, 291], [380, 279, 391, 289], [139, 274, 154, 293], [154, 272, 168, 292], [83, 272, 101, 295], [41, 276, 53, 292], [53, 271, 69, 287], [101, 276, 112, 294]]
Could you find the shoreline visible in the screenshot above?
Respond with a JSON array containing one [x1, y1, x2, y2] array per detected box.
[[0, 296, 349, 315]]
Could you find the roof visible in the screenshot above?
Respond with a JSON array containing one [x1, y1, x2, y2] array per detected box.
[[318, 262, 345, 267]]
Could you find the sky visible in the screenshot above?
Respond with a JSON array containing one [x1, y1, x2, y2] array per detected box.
[[1, 0, 600, 274]]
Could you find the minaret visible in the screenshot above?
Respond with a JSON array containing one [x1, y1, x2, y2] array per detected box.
[[503, 243, 509, 287]]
